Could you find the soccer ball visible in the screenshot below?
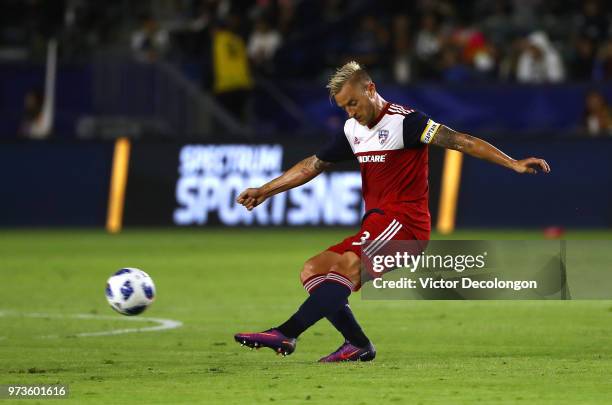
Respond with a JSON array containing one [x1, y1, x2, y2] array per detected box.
[[105, 268, 155, 316]]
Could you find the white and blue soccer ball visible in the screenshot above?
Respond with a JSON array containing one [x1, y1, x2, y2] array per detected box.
[[105, 268, 156, 316]]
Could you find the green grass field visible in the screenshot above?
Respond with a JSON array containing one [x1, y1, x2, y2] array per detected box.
[[1, 229, 612, 404]]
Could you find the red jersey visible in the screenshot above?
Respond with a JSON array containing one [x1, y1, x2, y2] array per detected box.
[[317, 102, 441, 237]]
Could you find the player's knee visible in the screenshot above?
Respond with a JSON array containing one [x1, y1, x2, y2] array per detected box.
[[329, 263, 342, 274], [300, 260, 320, 284], [330, 263, 360, 284], [329, 263, 356, 277]]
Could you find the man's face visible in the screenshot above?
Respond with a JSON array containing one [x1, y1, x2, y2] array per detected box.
[[334, 80, 377, 126]]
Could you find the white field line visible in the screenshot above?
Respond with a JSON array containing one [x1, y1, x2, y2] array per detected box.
[[0, 310, 183, 338]]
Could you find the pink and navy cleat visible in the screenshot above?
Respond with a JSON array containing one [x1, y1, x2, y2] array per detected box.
[[318, 341, 376, 362], [234, 329, 296, 356]]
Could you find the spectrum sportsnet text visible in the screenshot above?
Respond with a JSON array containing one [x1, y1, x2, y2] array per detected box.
[[173, 144, 363, 226]]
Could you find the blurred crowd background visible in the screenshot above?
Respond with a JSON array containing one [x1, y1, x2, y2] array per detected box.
[[2, 0, 612, 139], [2, 1, 612, 229]]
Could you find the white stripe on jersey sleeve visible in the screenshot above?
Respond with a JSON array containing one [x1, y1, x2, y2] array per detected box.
[[389, 105, 414, 115]]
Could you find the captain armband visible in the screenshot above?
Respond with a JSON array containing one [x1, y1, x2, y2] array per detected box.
[[420, 119, 441, 144]]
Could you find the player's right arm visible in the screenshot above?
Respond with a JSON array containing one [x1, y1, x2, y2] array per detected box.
[[238, 129, 353, 211], [236, 155, 332, 211]]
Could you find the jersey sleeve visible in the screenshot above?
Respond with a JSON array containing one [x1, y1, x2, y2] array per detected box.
[[315, 132, 354, 163], [403, 111, 442, 149]]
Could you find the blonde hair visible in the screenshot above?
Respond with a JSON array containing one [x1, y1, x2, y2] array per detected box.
[[326, 61, 371, 98]]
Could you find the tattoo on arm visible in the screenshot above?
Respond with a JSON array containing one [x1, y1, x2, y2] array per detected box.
[[300, 155, 333, 176], [430, 125, 516, 169], [430, 125, 475, 152], [261, 155, 333, 197]]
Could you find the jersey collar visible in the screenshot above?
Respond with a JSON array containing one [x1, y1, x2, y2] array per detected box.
[[367, 102, 390, 129]]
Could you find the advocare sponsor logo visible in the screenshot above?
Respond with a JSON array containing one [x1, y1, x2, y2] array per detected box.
[[174, 144, 363, 226], [357, 154, 386, 163]]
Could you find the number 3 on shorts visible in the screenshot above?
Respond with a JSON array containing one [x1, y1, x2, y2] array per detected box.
[[352, 231, 371, 246]]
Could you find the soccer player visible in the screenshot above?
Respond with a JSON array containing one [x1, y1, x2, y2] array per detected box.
[[234, 61, 550, 362]]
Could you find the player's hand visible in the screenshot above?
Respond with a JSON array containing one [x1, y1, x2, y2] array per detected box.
[[236, 188, 267, 211], [512, 158, 551, 174]]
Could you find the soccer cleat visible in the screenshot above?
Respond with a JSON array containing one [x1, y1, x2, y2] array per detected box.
[[318, 341, 376, 362], [234, 329, 296, 356]]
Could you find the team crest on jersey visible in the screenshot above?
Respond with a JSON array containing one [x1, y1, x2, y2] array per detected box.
[[378, 129, 389, 145], [354, 136, 360, 145]]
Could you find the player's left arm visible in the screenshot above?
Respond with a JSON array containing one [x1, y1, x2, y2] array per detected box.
[[430, 125, 551, 174]]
